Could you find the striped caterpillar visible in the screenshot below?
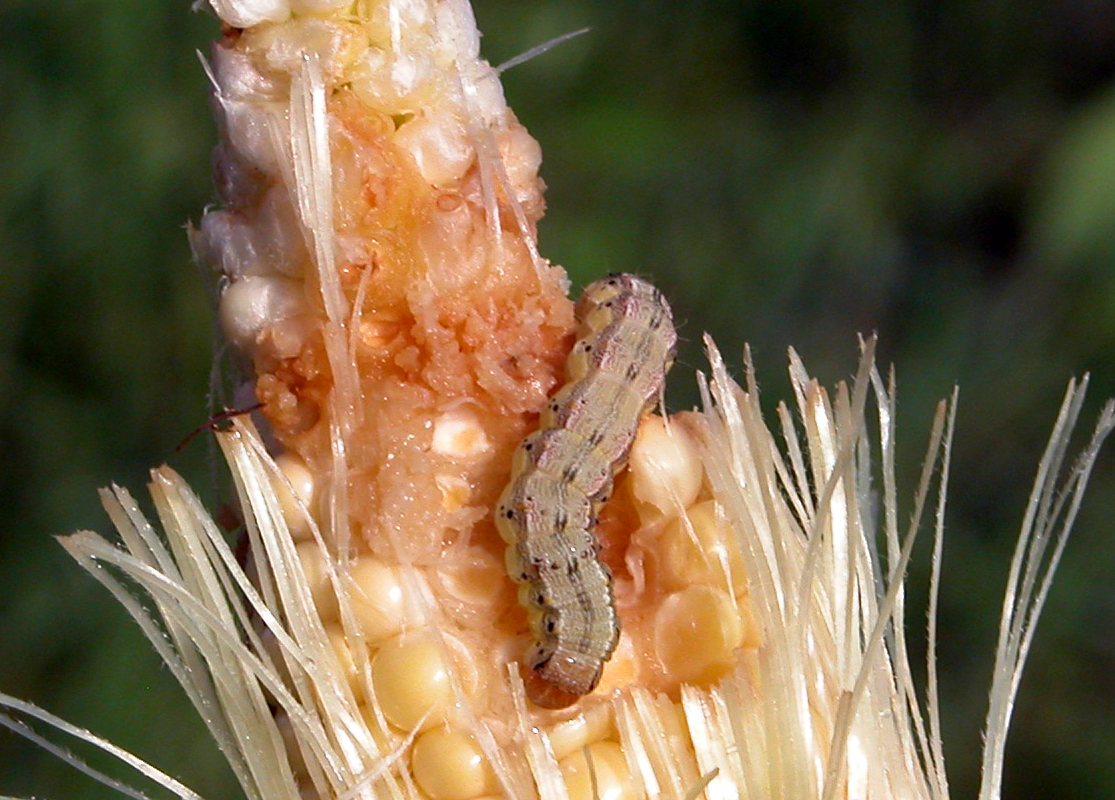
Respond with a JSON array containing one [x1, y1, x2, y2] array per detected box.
[[495, 274, 676, 708]]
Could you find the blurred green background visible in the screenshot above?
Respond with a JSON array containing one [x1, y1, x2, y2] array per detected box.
[[2, 1, 1114, 798]]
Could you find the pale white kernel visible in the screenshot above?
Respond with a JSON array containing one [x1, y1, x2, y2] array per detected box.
[[498, 124, 543, 206], [433, 5, 508, 122], [211, 45, 283, 101], [213, 97, 287, 176], [362, 0, 431, 46], [350, 49, 432, 115], [296, 541, 338, 621], [207, 0, 290, 28], [434, 0, 481, 60], [371, 632, 451, 731], [253, 184, 312, 277], [197, 210, 263, 278], [547, 702, 613, 760], [629, 416, 703, 518], [653, 586, 743, 685], [275, 451, 315, 541], [219, 275, 307, 351], [431, 409, 490, 458], [659, 500, 747, 595], [394, 110, 474, 188], [252, 17, 368, 82], [346, 557, 407, 643], [410, 725, 497, 800], [558, 741, 640, 800]]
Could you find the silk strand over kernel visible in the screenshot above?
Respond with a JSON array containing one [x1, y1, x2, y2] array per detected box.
[[496, 274, 677, 707]]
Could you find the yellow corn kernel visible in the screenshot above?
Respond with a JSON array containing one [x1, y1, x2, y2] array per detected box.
[[410, 724, 498, 800], [546, 702, 614, 760], [658, 500, 747, 596], [274, 451, 315, 541], [559, 741, 641, 800], [325, 622, 365, 698], [652, 586, 743, 685], [296, 541, 339, 622], [346, 556, 407, 643], [371, 632, 451, 732]]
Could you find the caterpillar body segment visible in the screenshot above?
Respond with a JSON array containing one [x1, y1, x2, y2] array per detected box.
[[495, 274, 677, 708]]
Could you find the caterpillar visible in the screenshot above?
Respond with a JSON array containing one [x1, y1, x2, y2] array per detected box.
[[495, 274, 676, 708]]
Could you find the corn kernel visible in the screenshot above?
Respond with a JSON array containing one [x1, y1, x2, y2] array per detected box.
[[371, 632, 451, 732], [208, 0, 289, 28], [219, 275, 308, 354], [358, 316, 402, 349], [628, 416, 703, 519], [547, 702, 614, 760], [296, 541, 338, 621], [347, 557, 407, 643], [435, 474, 471, 512], [431, 409, 491, 458], [290, 0, 350, 12], [433, 546, 504, 609], [250, 17, 368, 81], [410, 725, 498, 800], [658, 500, 747, 596], [594, 631, 638, 695], [393, 110, 474, 188], [275, 452, 316, 541], [653, 586, 743, 685], [326, 623, 366, 697], [559, 741, 641, 800]]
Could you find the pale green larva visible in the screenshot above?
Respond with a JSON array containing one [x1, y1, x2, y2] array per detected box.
[[495, 274, 676, 708]]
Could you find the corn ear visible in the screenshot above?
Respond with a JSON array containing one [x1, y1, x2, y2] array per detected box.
[[36, 2, 1115, 800]]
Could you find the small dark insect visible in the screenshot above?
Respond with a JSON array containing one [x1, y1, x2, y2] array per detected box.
[[175, 402, 265, 452]]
